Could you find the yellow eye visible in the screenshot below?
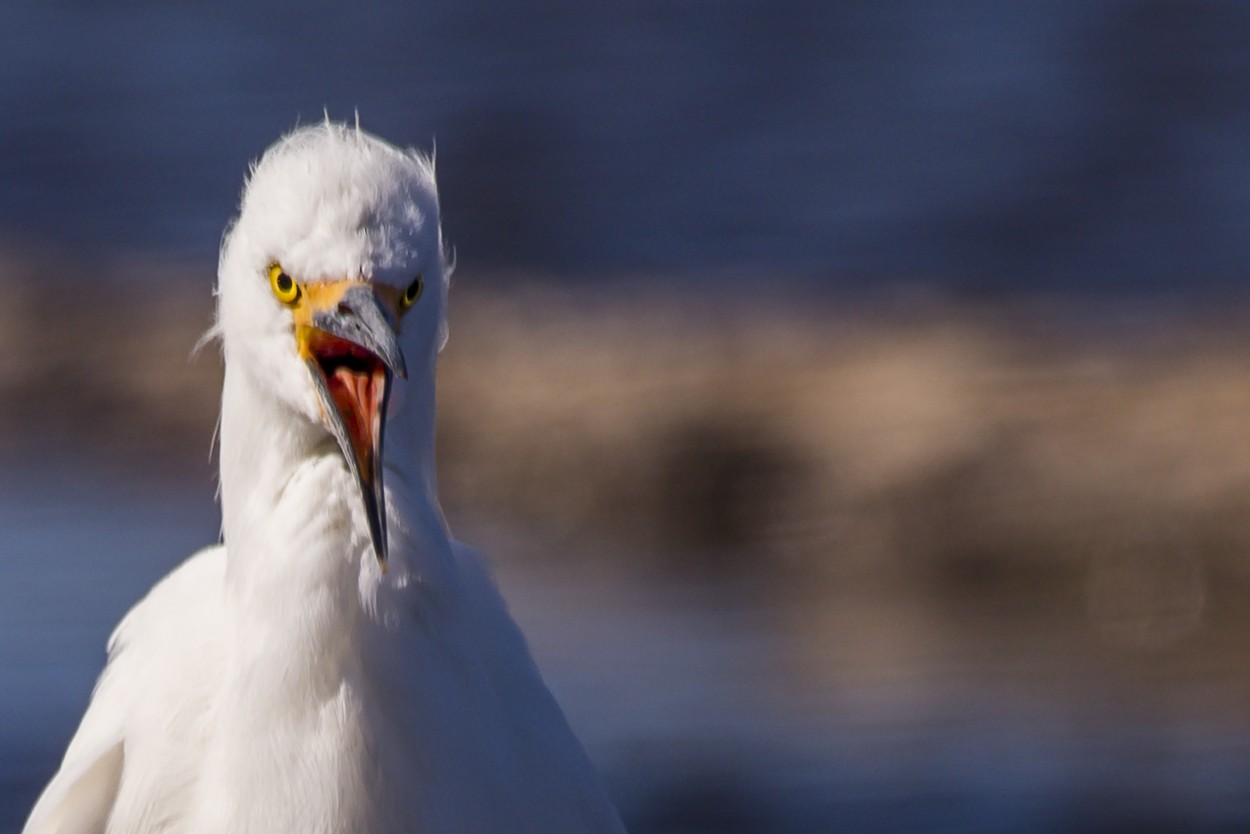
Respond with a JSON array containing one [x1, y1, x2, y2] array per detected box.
[[268, 264, 300, 305], [400, 274, 423, 311]]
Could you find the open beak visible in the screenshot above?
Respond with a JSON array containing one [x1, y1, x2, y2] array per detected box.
[[298, 282, 407, 569]]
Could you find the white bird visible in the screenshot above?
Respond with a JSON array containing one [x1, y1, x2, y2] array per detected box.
[[23, 123, 627, 834]]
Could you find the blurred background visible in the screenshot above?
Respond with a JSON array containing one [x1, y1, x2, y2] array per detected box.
[[3, 1, 1250, 831]]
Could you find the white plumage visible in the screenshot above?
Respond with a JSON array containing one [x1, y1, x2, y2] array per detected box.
[[23, 123, 626, 834]]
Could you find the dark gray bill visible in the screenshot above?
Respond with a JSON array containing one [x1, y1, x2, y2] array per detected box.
[[304, 284, 406, 567]]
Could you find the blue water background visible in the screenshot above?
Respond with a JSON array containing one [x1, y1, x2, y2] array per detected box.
[[0, 1, 1248, 290]]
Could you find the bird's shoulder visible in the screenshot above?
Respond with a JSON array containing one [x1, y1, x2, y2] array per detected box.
[[447, 539, 540, 679], [104, 542, 228, 663], [442, 540, 628, 834], [22, 545, 229, 834]]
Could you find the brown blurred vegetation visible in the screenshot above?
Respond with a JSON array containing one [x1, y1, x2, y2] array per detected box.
[[4, 248, 1250, 660]]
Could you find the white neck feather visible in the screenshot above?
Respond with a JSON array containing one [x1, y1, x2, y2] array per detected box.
[[216, 348, 454, 623]]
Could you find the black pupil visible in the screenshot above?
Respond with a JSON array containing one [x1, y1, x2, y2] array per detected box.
[[406, 280, 420, 301], [277, 273, 292, 292]]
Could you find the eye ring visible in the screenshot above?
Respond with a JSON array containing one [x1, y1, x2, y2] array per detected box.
[[400, 274, 423, 311], [268, 264, 300, 305]]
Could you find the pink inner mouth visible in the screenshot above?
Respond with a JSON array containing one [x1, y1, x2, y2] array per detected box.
[[306, 331, 386, 480]]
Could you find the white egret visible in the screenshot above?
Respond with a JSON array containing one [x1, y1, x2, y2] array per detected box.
[[23, 123, 627, 834]]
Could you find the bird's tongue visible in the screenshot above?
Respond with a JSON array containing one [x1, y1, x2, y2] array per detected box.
[[325, 362, 385, 483]]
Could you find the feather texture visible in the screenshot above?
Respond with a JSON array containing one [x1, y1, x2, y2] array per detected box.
[[23, 124, 625, 834]]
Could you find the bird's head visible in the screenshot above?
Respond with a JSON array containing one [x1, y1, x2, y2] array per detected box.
[[215, 123, 447, 569]]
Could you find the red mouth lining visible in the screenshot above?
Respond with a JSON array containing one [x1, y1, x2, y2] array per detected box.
[[307, 332, 386, 479]]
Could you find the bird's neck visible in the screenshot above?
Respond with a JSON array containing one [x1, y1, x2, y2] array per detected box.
[[216, 358, 450, 606]]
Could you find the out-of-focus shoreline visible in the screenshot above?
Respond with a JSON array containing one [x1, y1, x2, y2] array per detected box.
[[7, 250, 1250, 606], [6, 252, 1250, 574]]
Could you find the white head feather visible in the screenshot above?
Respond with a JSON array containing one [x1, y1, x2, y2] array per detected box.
[[213, 124, 451, 584], [216, 124, 448, 426]]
